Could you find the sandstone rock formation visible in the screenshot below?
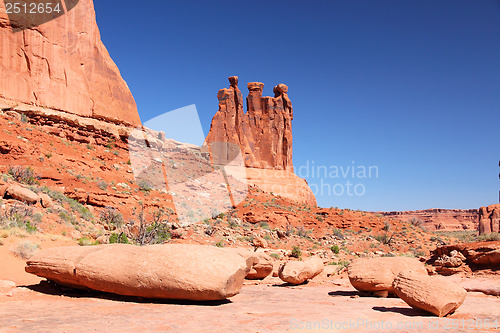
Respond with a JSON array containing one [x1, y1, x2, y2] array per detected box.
[[206, 76, 293, 171], [347, 257, 427, 296], [478, 204, 500, 234], [26, 244, 250, 301], [377, 209, 479, 231], [393, 271, 467, 317], [278, 257, 324, 285], [431, 241, 500, 269], [205, 77, 316, 206], [233, 250, 274, 280], [0, 0, 141, 126], [4, 183, 38, 204]]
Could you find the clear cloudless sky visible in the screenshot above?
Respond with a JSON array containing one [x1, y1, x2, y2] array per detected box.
[[93, 0, 500, 212]]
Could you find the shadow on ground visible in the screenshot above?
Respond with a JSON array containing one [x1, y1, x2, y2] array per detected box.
[[22, 280, 232, 306]]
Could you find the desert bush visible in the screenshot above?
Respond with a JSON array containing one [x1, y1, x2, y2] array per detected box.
[[99, 207, 124, 230], [478, 232, 500, 242], [408, 217, 423, 227], [259, 221, 270, 229], [215, 239, 224, 248], [109, 233, 129, 244], [138, 179, 152, 192], [332, 228, 344, 239], [382, 221, 391, 231], [270, 253, 280, 259], [331, 245, 340, 254], [78, 237, 96, 246], [12, 241, 39, 259], [127, 206, 172, 246], [291, 246, 302, 258], [284, 223, 294, 236], [7, 166, 39, 185], [1, 203, 37, 233], [97, 180, 108, 191], [374, 233, 394, 245]]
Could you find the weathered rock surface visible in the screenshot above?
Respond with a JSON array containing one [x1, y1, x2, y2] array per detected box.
[[0, 0, 141, 126], [4, 184, 38, 204], [278, 257, 324, 285], [25, 244, 249, 301], [232, 249, 274, 280], [377, 209, 479, 231], [206, 76, 293, 172], [478, 204, 500, 234], [347, 257, 427, 295], [431, 241, 500, 269], [393, 271, 467, 317], [204, 77, 316, 206]]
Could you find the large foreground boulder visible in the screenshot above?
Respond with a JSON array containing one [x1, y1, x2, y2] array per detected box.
[[278, 257, 324, 285], [25, 244, 250, 301], [4, 184, 39, 204], [393, 271, 467, 317], [348, 257, 427, 295]]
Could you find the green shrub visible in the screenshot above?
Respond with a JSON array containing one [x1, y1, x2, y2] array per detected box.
[[331, 245, 340, 254], [97, 180, 108, 191], [291, 246, 302, 258], [109, 233, 129, 244], [215, 240, 224, 248], [270, 253, 280, 259], [478, 232, 500, 242], [7, 166, 39, 185]]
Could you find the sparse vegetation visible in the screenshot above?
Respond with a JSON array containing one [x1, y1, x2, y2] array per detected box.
[[11, 241, 39, 259], [478, 232, 500, 242], [7, 166, 40, 185], [331, 244, 340, 254], [291, 245, 302, 258], [1, 203, 37, 233]]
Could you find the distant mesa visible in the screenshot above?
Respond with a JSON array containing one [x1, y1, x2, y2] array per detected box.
[[0, 0, 141, 126], [205, 76, 316, 206]]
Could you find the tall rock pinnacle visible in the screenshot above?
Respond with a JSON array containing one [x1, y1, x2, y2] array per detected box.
[[0, 0, 141, 126], [206, 76, 294, 171]]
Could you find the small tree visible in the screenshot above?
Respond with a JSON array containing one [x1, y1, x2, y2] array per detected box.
[[128, 205, 173, 246]]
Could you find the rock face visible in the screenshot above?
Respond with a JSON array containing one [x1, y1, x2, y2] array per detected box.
[[347, 257, 427, 295], [377, 209, 479, 231], [205, 77, 316, 206], [478, 204, 500, 234], [393, 271, 467, 317], [206, 76, 293, 172], [278, 257, 324, 285], [25, 244, 249, 301], [0, 0, 141, 126]]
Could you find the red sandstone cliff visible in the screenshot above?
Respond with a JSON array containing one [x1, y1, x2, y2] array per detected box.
[[0, 0, 141, 126], [378, 208, 479, 231], [205, 76, 315, 206], [478, 204, 500, 234]]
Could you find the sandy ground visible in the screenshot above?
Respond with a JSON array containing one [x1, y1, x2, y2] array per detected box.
[[1, 276, 499, 332], [1, 238, 499, 333]]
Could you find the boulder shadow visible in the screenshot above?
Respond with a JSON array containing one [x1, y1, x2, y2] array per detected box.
[[372, 306, 430, 317], [328, 290, 358, 297], [22, 280, 231, 306], [272, 281, 310, 287]]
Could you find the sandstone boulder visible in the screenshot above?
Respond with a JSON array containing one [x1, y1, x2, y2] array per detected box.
[[26, 244, 249, 301], [230, 249, 273, 280], [38, 193, 53, 208], [347, 257, 427, 295], [393, 271, 467, 317], [5, 184, 38, 204], [278, 257, 324, 285]]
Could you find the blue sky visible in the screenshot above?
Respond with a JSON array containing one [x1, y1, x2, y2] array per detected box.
[[94, 0, 500, 211]]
